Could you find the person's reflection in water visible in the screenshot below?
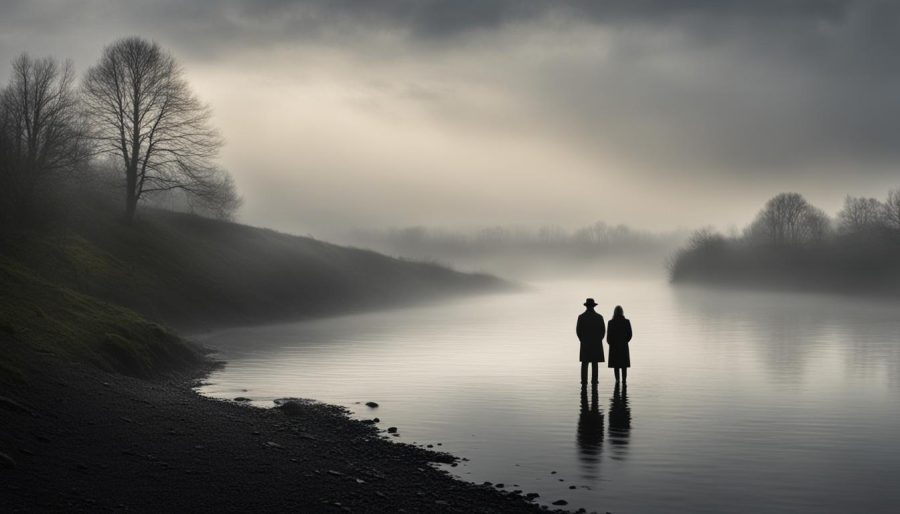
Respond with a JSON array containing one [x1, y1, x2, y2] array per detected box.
[[576, 384, 604, 479], [607, 383, 631, 460]]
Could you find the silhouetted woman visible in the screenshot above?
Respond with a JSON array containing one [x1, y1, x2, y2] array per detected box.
[[606, 305, 632, 384]]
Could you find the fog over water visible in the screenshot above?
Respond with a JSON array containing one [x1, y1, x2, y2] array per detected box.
[[197, 278, 900, 513]]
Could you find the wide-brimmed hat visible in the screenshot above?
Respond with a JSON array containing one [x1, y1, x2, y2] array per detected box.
[[583, 298, 598, 307]]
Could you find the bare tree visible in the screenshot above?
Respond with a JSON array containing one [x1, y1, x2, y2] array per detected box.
[[0, 54, 85, 223], [82, 37, 238, 223], [882, 189, 900, 230], [745, 192, 829, 246], [837, 195, 885, 234]]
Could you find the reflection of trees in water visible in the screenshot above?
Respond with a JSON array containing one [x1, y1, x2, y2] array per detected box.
[[607, 384, 631, 461], [576, 385, 604, 479], [673, 287, 900, 387]]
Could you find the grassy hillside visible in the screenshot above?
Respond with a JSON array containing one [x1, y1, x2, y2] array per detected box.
[[1, 206, 508, 330], [0, 255, 200, 381]]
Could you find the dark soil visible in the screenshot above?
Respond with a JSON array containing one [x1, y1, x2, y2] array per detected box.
[[0, 351, 563, 513]]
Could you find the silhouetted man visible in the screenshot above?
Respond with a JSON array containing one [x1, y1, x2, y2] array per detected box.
[[576, 298, 605, 385]]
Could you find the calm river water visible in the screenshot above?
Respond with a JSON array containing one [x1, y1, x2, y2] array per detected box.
[[195, 279, 900, 513]]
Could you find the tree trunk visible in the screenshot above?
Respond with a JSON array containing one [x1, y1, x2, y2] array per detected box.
[[124, 165, 137, 224]]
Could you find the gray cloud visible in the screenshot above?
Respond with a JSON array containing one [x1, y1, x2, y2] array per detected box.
[[1, 1, 899, 234]]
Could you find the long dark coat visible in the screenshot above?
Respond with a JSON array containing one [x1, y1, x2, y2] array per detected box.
[[606, 317, 632, 368], [577, 310, 605, 362]]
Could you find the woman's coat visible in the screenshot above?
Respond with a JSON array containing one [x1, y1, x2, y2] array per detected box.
[[606, 317, 632, 368]]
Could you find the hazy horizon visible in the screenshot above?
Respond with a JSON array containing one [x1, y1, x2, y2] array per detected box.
[[3, 1, 898, 239]]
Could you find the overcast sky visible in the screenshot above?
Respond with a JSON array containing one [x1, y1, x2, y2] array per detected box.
[[2, 0, 899, 237]]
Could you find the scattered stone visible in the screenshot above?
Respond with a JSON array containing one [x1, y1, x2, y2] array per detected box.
[[233, 397, 252, 402], [0, 452, 16, 469], [552, 499, 568, 506], [386, 427, 398, 434], [327, 470, 344, 477], [569, 485, 576, 490], [550, 471, 557, 474], [374, 491, 387, 499], [264, 441, 282, 449], [274, 398, 312, 416], [251, 431, 261, 436], [365, 402, 379, 408]]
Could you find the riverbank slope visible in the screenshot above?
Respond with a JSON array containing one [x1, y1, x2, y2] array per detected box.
[[0, 208, 565, 512]]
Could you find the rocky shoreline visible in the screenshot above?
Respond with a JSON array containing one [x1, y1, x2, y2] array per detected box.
[[1, 350, 579, 513]]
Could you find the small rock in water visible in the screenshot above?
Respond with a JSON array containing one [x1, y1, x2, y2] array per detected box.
[[373, 418, 380, 423], [365, 402, 379, 408], [233, 397, 252, 402], [569, 485, 576, 490], [386, 427, 398, 433], [524, 493, 540, 500], [552, 499, 568, 506], [495, 483, 504, 488]]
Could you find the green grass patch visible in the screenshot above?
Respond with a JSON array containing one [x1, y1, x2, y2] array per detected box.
[[0, 255, 199, 378]]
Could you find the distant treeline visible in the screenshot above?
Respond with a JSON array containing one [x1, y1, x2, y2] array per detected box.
[[670, 190, 900, 294], [351, 223, 687, 277]]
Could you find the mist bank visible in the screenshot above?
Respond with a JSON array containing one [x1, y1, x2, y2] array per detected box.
[[1, 203, 509, 335], [671, 191, 900, 296], [346, 223, 687, 279]]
